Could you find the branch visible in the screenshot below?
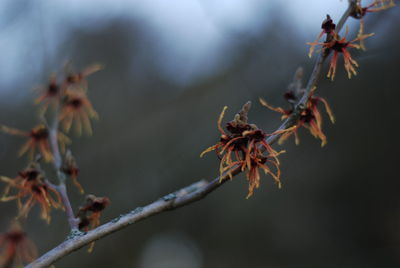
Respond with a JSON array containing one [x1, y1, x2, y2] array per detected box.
[[25, 179, 228, 268], [27, 2, 357, 267]]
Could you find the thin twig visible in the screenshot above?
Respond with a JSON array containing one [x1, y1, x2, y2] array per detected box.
[[49, 104, 62, 170], [47, 101, 79, 230], [27, 2, 357, 267], [55, 178, 80, 230]]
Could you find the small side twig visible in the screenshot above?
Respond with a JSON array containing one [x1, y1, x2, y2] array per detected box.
[[47, 102, 79, 230]]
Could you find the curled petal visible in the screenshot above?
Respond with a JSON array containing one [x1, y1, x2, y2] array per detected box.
[[327, 51, 339, 81], [200, 144, 221, 158], [259, 98, 286, 114], [218, 106, 228, 135], [317, 97, 335, 123]]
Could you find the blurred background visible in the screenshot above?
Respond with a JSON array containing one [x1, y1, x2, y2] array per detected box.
[[0, 0, 399, 267]]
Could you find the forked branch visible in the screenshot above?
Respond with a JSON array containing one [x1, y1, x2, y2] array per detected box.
[[27, 1, 359, 267]]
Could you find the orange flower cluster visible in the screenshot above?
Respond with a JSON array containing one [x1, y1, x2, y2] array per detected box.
[[307, 15, 337, 58], [0, 222, 37, 268], [201, 102, 285, 198], [0, 63, 103, 262], [260, 87, 335, 147], [0, 163, 63, 223]]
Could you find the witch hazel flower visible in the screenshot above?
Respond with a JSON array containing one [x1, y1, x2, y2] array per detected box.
[[0, 221, 37, 268], [309, 25, 374, 80], [325, 30, 374, 80], [0, 162, 64, 223], [76, 194, 110, 252], [34, 74, 62, 115], [64, 63, 103, 92], [352, 0, 395, 19], [59, 90, 99, 136], [201, 102, 289, 198], [351, 0, 395, 50], [0, 124, 70, 162], [260, 87, 335, 147], [307, 15, 337, 58]]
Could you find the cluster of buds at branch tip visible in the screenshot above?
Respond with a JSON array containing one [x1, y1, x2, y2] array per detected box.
[[201, 102, 292, 198], [76, 194, 110, 252], [260, 86, 334, 147], [0, 221, 37, 268], [0, 162, 64, 223]]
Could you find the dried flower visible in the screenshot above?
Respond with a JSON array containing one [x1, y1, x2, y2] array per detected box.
[[0, 163, 63, 223], [77, 194, 109, 252], [77, 194, 109, 231], [260, 87, 335, 147], [201, 102, 286, 197], [0, 124, 70, 162], [0, 222, 37, 268], [62, 150, 84, 194], [59, 91, 99, 135]]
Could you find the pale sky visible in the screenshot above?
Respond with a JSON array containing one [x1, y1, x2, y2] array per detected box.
[[0, 0, 346, 94]]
